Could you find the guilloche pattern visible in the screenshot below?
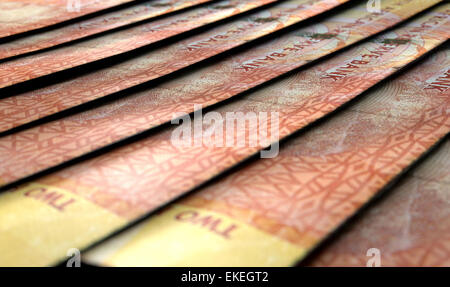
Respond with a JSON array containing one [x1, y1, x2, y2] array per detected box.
[[83, 48, 450, 266], [0, 0, 429, 130], [0, 0, 349, 89], [309, 139, 450, 267], [0, 15, 449, 267], [0, 0, 133, 39], [0, 0, 215, 60], [0, 3, 448, 189]]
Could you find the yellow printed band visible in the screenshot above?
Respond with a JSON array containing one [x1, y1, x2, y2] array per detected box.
[[85, 204, 305, 267], [0, 183, 126, 267]]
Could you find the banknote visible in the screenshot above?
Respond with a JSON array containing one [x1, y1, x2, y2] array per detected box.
[[82, 48, 450, 266], [0, 0, 440, 133], [308, 138, 450, 267], [0, 0, 133, 39], [0, 0, 350, 89], [0, 19, 449, 267], [0, 3, 448, 188], [0, 0, 217, 60]]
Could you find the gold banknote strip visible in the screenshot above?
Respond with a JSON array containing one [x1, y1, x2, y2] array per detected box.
[[308, 138, 450, 267], [0, 3, 448, 188], [0, 0, 440, 132], [0, 0, 133, 39], [0, 12, 449, 266], [0, 0, 350, 89], [0, 0, 216, 61], [83, 47, 450, 266]]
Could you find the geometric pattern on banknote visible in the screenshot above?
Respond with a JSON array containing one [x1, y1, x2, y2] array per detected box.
[[309, 139, 450, 267], [0, 0, 215, 60], [177, 48, 450, 250], [0, 0, 348, 89], [0, 0, 437, 130], [0, 0, 132, 38], [0, 5, 448, 187], [6, 43, 449, 240]]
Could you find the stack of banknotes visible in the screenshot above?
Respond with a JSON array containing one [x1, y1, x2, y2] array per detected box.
[[0, 0, 448, 267]]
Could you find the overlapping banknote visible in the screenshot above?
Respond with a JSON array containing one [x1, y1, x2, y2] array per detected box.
[[0, 0, 448, 267], [0, 0, 238, 60], [0, 0, 351, 89], [308, 138, 450, 267], [0, 0, 436, 129], [0, 0, 134, 38], [1, 0, 448, 186]]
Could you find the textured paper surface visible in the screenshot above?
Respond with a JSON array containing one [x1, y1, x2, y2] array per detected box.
[[0, 0, 431, 129], [0, 3, 448, 188], [0, 17, 449, 266], [0, 0, 132, 39], [309, 138, 450, 267], [84, 48, 450, 267], [0, 0, 349, 89], [0, 0, 215, 60], [0, 0, 439, 134]]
